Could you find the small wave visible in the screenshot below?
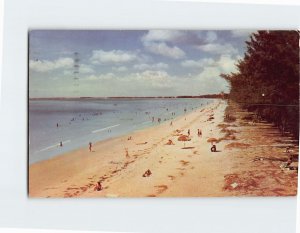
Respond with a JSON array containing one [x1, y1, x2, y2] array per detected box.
[[92, 124, 120, 133], [39, 140, 71, 152], [142, 121, 152, 125]]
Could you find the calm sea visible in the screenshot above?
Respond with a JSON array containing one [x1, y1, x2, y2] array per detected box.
[[29, 98, 213, 164]]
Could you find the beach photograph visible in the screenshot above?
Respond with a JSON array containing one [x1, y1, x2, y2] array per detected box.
[[28, 30, 299, 198]]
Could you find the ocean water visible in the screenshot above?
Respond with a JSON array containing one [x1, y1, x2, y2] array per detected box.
[[29, 98, 213, 164]]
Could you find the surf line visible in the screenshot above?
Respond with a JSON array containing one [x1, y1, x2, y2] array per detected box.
[[92, 124, 120, 133], [142, 121, 152, 125], [39, 140, 71, 152]]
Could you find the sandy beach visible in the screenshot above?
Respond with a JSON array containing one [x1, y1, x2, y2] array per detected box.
[[29, 100, 298, 197]]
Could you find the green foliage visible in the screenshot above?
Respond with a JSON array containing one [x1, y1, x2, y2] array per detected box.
[[221, 30, 299, 138]]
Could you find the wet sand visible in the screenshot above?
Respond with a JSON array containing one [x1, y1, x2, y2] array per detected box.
[[29, 100, 298, 197]]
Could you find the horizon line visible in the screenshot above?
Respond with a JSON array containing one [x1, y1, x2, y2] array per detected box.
[[29, 93, 228, 100]]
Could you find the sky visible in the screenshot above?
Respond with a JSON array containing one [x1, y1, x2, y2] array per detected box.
[[29, 30, 254, 98]]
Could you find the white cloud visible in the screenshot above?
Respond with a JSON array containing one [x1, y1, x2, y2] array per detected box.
[[141, 30, 185, 43], [112, 66, 128, 72], [142, 30, 216, 44], [141, 30, 186, 59], [80, 65, 230, 97], [62, 64, 94, 76], [231, 30, 255, 38], [206, 31, 217, 42], [196, 43, 239, 55], [90, 50, 138, 64], [85, 73, 116, 81], [181, 55, 239, 74], [133, 62, 169, 70], [181, 58, 215, 68], [29, 57, 73, 72], [144, 42, 185, 59], [216, 55, 239, 73], [132, 70, 172, 88], [193, 66, 229, 93], [80, 64, 94, 74], [85, 70, 171, 87]]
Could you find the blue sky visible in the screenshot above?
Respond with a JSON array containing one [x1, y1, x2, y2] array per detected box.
[[29, 30, 254, 97]]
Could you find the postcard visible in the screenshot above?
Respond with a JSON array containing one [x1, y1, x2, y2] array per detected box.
[[28, 30, 299, 197]]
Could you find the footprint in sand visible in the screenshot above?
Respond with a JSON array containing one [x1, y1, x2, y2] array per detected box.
[[66, 187, 79, 190], [147, 194, 157, 197], [168, 175, 176, 180], [64, 193, 72, 198], [80, 186, 88, 192], [176, 167, 185, 171], [180, 160, 190, 166], [44, 187, 58, 190], [154, 185, 168, 194]]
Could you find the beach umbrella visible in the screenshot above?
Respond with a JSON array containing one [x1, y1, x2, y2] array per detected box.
[[178, 135, 191, 148], [207, 138, 218, 144]]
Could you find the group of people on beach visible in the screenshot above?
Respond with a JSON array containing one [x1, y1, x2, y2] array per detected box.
[[186, 129, 202, 138]]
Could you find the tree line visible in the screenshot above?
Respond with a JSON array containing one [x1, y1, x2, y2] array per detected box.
[[221, 30, 299, 138]]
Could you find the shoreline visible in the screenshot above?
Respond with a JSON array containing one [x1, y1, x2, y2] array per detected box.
[[29, 98, 213, 165], [29, 100, 298, 197], [28, 100, 213, 166]]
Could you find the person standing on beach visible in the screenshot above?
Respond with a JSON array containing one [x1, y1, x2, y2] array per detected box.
[[188, 129, 190, 136], [198, 129, 202, 137], [89, 142, 92, 152], [125, 148, 130, 159]]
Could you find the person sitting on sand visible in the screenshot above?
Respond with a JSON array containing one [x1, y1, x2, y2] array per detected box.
[[128, 136, 132, 140], [142, 169, 152, 177], [165, 139, 175, 145], [211, 145, 217, 152], [94, 181, 102, 191]]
